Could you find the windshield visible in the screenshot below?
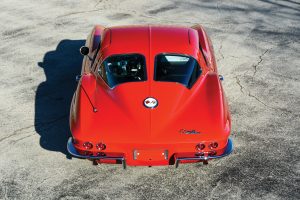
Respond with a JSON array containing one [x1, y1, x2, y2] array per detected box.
[[100, 54, 147, 88], [154, 54, 202, 88]]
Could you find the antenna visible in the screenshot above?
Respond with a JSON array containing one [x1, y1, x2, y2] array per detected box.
[[80, 85, 98, 113]]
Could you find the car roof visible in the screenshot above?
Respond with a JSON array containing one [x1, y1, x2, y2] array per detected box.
[[100, 25, 200, 60]]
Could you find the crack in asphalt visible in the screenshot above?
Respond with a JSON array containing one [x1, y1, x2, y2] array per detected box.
[[10, 133, 36, 144], [252, 49, 270, 76], [0, 115, 67, 143], [247, 91, 275, 109], [233, 48, 290, 111], [56, 9, 103, 18], [35, 114, 68, 132], [234, 76, 244, 94], [95, 0, 105, 7], [234, 75, 285, 111], [0, 125, 34, 143]]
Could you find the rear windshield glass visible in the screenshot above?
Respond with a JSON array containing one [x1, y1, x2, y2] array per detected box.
[[154, 54, 202, 88], [100, 54, 147, 88]]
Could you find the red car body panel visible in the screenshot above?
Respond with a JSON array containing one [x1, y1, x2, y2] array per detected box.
[[68, 25, 233, 167]]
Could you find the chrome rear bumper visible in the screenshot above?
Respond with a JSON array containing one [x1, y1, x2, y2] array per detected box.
[[67, 137, 127, 169], [67, 137, 233, 169], [174, 138, 233, 168]]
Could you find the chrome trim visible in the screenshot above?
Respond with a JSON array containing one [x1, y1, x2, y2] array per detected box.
[[67, 137, 126, 169], [175, 138, 234, 168]]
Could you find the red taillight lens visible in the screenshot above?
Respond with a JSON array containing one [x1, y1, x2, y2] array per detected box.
[[96, 143, 106, 150], [196, 143, 205, 151], [83, 142, 93, 150], [209, 142, 218, 149]]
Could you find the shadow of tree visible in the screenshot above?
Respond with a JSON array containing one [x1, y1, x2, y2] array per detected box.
[[36, 39, 84, 157], [259, 0, 300, 12]]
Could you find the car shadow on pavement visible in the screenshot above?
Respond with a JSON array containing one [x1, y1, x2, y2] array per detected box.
[[36, 39, 84, 158]]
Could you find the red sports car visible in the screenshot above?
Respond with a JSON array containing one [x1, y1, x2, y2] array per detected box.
[[67, 25, 233, 168]]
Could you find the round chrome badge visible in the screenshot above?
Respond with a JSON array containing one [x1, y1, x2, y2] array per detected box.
[[143, 97, 158, 109]]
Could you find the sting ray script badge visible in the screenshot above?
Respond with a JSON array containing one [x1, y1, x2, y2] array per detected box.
[[179, 129, 200, 134]]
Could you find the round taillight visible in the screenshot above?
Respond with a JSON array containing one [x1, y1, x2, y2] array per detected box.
[[96, 143, 106, 150], [83, 142, 93, 150], [196, 143, 205, 151], [209, 142, 218, 149]]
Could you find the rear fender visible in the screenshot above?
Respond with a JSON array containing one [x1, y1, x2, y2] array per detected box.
[[202, 72, 230, 136]]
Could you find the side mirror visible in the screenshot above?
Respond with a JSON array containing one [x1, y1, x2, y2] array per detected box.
[[219, 75, 224, 81], [79, 46, 89, 56]]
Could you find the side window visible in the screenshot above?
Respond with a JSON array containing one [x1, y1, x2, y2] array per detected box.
[[98, 54, 147, 88], [154, 54, 202, 89]]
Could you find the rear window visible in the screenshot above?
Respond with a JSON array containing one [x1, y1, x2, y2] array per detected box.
[[154, 54, 202, 88], [99, 54, 147, 88]]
